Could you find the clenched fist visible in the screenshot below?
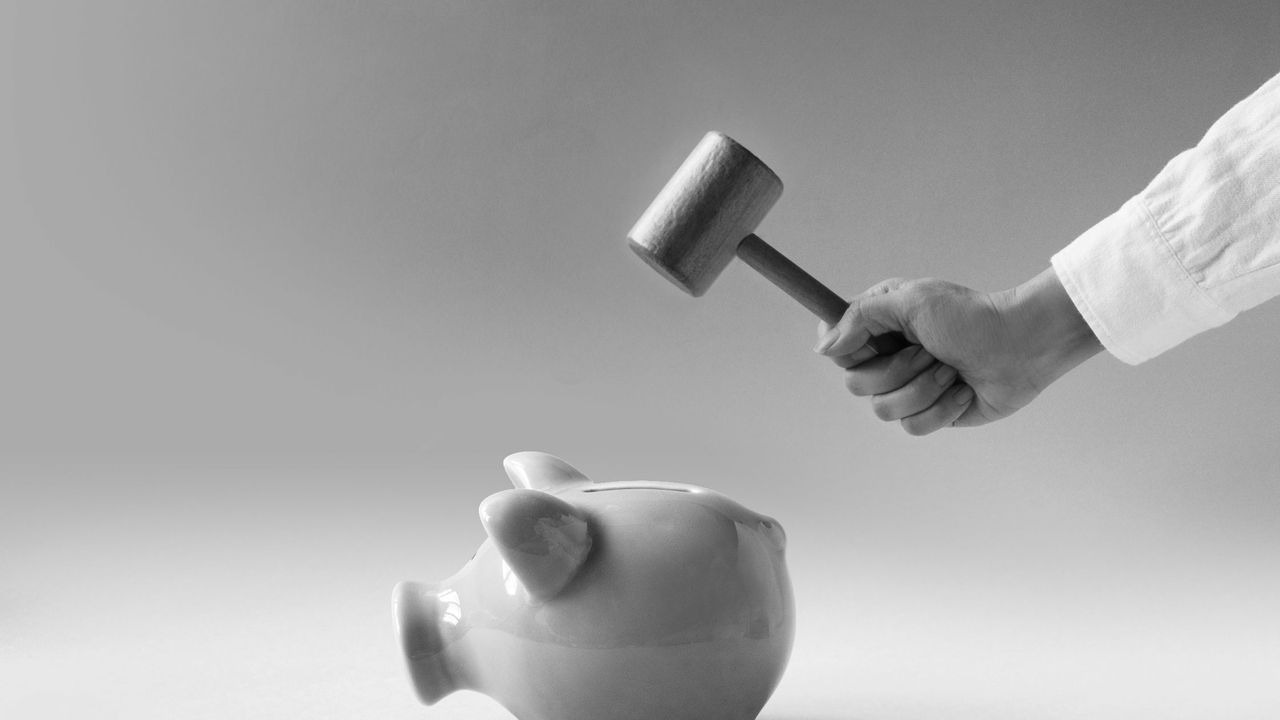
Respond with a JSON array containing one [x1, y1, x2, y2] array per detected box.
[[815, 268, 1102, 435]]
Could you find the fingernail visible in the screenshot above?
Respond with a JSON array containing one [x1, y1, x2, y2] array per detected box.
[[813, 328, 840, 354], [933, 364, 957, 386], [954, 384, 974, 404]]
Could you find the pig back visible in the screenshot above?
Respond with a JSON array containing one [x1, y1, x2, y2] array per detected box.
[[530, 486, 792, 649]]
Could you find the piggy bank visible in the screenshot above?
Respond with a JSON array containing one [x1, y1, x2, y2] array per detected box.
[[393, 451, 794, 720]]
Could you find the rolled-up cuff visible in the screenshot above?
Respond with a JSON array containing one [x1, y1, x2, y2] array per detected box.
[[1050, 197, 1235, 365]]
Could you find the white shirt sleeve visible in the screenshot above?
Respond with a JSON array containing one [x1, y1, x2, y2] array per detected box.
[[1051, 71, 1280, 365]]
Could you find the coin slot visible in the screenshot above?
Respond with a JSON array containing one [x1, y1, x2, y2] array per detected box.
[[582, 486, 691, 493]]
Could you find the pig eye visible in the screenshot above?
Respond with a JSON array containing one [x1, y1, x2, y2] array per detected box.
[[761, 521, 773, 529]]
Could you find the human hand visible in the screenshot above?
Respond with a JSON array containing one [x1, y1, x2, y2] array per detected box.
[[814, 268, 1102, 435]]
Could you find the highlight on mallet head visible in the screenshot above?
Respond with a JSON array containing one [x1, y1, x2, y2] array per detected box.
[[627, 131, 783, 297]]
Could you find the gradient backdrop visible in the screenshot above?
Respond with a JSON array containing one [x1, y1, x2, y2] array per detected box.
[[4, 2, 1280, 718]]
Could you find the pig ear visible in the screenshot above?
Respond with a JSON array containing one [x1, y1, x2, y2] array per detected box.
[[503, 451, 592, 491], [479, 489, 593, 602]]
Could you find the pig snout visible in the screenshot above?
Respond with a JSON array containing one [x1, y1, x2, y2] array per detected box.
[[392, 580, 465, 704]]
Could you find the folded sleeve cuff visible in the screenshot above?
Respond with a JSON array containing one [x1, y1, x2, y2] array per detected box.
[[1050, 197, 1236, 365]]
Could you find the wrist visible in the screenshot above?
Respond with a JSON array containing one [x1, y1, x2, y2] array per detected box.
[[999, 267, 1103, 389]]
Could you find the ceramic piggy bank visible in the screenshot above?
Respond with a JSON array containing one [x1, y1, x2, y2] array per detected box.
[[393, 451, 794, 720]]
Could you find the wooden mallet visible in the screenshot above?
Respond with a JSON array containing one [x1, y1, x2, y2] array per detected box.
[[628, 131, 906, 355]]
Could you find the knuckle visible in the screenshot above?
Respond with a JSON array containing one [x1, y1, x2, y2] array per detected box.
[[866, 277, 906, 296], [896, 278, 927, 298], [900, 278, 948, 308]]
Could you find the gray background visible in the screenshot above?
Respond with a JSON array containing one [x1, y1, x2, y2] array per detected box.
[[4, 1, 1280, 718]]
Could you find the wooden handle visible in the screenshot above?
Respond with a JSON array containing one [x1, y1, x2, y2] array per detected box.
[[736, 234, 908, 355]]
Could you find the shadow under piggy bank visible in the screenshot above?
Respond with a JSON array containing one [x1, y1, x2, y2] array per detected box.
[[393, 451, 795, 720]]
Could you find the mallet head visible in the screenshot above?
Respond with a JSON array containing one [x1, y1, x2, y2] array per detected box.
[[628, 131, 783, 297]]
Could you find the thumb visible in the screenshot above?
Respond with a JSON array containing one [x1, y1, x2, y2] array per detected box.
[[814, 279, 912, 356]]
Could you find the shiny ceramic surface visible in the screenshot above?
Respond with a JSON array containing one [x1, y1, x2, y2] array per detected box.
[[393, 451, 794, 720]]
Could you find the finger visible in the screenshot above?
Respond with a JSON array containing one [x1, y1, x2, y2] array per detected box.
[[815, 279, 911, 357], [899, 383, 976, 436], [814, 317, 839, 354], [869, 362, 959, 422], [818, 309, 891, 368], [843, 345, 934, 396], [832, 344, 880, 369], [819, 318, 881, 368]]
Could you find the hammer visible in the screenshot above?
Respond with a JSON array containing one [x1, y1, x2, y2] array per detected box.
[[628, 131, 906, 356]]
